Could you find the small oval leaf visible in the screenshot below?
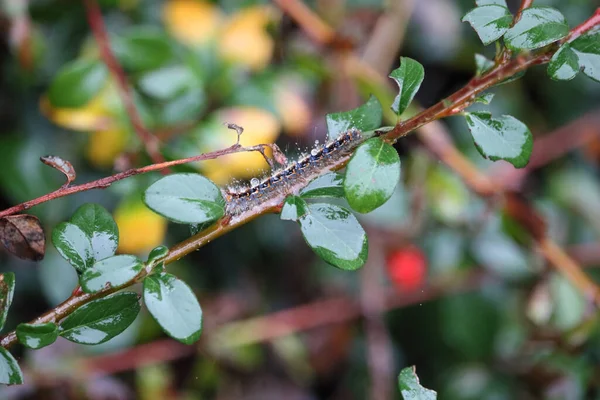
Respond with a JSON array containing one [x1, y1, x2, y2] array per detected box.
[[147, 245, 169, 265], [40, 155, 76, 186], [398, 366, 437, 400], [0, 215, 46, 261], [389, 57, 425, 116], [548, 44, 580, 81], [326, 95, 382, 139], [464, 112, 533, 168], [298, 203, 368, 270], [344, 138, 401, 214], [59, 292, 140, 345], [570, 28, 600, 82], [80, 255, 143, 294], [504, 7, 569, 51], [143, 173, 225, 224], [113, 29, 174, 72], [300, 173, 345, 199], [0, 273, 15, 331], [70, 204, 119, 263], [47, 59, 108, 108], [462, 5, 513, 46], [0, 347, 23, 385], [280, 196, 309, 222], [16, 322, 59, 349], [52, 222, 93, 272], [143, 273, 203, 345]]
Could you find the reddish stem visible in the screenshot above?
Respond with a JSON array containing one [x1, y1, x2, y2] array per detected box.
[[84, 0, 166, 167], [566, 7, 600, 42]]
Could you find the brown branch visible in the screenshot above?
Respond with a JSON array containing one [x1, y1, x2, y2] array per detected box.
[[84, 0, 166, 166], [272, 0, 336, 45]]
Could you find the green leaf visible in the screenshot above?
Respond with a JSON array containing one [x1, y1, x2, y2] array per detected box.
[[476, 0, 507, 6], [70, 204, 119, 263], [52, 222, 93, 272], [0, 273, 15, 331], [570, 28, 600, 82], [299, 173, 345, 199], [144, 273, 203, 345], [474, 92, 495, 104], [138, 65, 200, 100], [59, 292, 140, 345], [504, 7, 569, 51], [344, 138, 401, 213], [464, 112, 533, 168], [462, 5, 513, 46], [280, 196, 309, 222], [298, 203, 368, 270], [547, 44, 580, 81], [147, 245, 169, 265], [16, 322, 59, 349], [389, 57, 425, 116], [47, 59, 108, 108], [143, 173, 226, 224], [475, 54, 495, 76], [113, 29, 174, 72], [80, 255, 143, 294], [326, 95, 383, 139], [398, 366, 437, 400], [0, 347, 23, 385]]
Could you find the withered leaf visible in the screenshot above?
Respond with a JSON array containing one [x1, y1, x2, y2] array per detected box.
[[0, 215, 46, 261], [40, 155, 76, 186]]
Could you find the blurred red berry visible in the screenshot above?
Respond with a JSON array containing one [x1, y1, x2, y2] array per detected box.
[[386, 247, 427, 291]]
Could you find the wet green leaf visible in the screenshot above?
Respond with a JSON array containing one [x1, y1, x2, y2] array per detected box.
[[70, 204, 119, 263], [326, 95, 382, 139], [504, 7, 569, 51], [59, 292, 140, 345], [548, 44, 579, 81], [0, 273, 15, 331], [462, 5, 513, 45], [143, 173, 225, 224], [0, 347, 23, 385], [300, 173, 345, 199], [280, 196, 309, 222], [398, 366, 437, 400], [474, 92, 495, 105], [47, 59, 108, 108], [147, 245, 169, 265], [344, 138, 401, 213], [113, 29, 174, 72], [475, 54, 494, 75], [389, 57, 425, 116], [476, 0, 507, 6], [80, 255, 143, 294], [570, 28, 600, 82], [16, 322, 59, 349], [298, 203, 368, 270], [464, 112, 533, 168], [144, 273, 203, 345], [52, 222, 93, 272]]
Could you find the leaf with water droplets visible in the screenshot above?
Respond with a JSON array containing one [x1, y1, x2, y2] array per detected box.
[[504, 7, 569, 51], [389, 57, 425, 116], [16, 322, 59, 349], [80, 255, 143, 294], [300, 173, 345, 199], [0, 347, 23, 385], [70, 204, 119, 263], [59, 292, 140, 345], [570, 28, 600, 82], [326, 95, 382, 139], [280, 196, 309, 222], [462, 5, 513, 46], [398, 366, 437, 400], [0, 273, 15, 331], [143, 273, 203, 345]]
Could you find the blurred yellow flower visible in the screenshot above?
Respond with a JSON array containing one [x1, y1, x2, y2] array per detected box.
[[163, 0, 222, 46], [200, 107, 281, 184], [218, 6, 277, 71], [115, 198, 167, 254], [86, 128, 129, 169], [275, 87, 312, 137]]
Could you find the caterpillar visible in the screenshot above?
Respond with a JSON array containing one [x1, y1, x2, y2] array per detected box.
[[223, 128, 363, 219]]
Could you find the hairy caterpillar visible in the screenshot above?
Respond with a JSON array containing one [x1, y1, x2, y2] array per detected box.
[[223, 128, 363, 218]]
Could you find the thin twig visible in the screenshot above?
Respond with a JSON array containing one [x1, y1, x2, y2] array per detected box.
[[84, 0, 166, 166]]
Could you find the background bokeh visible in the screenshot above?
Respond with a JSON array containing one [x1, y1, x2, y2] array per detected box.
[[1, 0, 600, 398]]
